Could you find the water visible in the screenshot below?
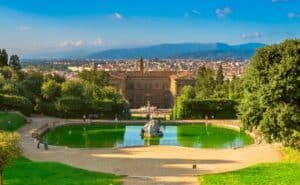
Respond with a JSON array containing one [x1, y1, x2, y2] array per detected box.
[[43, 123, 253, 148]]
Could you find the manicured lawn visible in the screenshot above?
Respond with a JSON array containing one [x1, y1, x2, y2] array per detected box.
[[4, 158, 121, 185], [199, 148, 300, 185], [0, 112, 25, 131]]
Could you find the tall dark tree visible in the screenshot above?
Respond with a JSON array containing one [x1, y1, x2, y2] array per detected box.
[[238, 39, 300, 149], [9, 55, 21, 70], [216, 64, 224, 86], [195, 66, 215, 99], [0, 49, 8, 67]]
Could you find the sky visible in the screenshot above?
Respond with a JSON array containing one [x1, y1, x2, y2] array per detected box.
[[0, 0, 300, 57]]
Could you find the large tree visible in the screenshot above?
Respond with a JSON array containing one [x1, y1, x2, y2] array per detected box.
[[41, 80, 61, 101], [195, 66, 216, 99], [0, 50, 8, 67], [78, 70, 109, 87], [238, 39, 300, 149], [0, 131, 21, 185], [9, 55, 21, 70]]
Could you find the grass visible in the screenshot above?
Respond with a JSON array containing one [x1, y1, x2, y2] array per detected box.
[[0, 112, 25, 131], [4, 157, 121, 185], [199, 148, 300, 185]]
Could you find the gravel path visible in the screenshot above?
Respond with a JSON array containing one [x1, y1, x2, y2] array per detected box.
[[19, 116, 281, 185]]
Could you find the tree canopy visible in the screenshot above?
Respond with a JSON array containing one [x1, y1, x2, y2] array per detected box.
[[238, 39, 300, 149], [78, 70, 109, 87], [0, 50, 8, 67]]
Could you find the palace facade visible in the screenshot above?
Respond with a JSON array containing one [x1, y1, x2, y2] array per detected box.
[[109, 58, 195, 108]]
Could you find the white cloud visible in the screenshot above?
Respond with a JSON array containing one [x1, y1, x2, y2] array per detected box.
[[59, 38, 105, 48], [241, 32, 261, 40], [114, 12, 123, 20], [19, 26, 30, 32], [288, 12, 300, 18], [59, 40, 85, 48], [216, 7, 232, 18]]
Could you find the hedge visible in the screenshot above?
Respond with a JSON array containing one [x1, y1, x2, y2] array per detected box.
[[0, 94, 33, 115], [174, 99, 238, 119]]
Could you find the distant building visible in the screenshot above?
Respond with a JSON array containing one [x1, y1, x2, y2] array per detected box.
[[109, 58, 195, 108]]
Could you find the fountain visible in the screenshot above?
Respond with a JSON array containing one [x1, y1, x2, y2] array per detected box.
[[140, 119, 163, 138]]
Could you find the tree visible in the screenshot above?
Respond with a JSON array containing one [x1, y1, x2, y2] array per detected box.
[[78, 70, 109, 87], [216, 64, 224, 86], [238, 39, 300, 149], [41, 80, 61, 101], [61, 80, 84, 97], [9, 55, 21, 70], [0, 49, 8, 67], [44, 73, 65, 83], [195, 66, 216, 99], [0, 131, 21, 185], [180, 86, 196, 99]]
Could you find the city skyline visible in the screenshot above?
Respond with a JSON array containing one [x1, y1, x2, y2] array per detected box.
[[0, 0, 300, 56]]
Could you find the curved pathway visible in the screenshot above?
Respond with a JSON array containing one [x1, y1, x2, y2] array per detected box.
[[19, 116, 281, 185]]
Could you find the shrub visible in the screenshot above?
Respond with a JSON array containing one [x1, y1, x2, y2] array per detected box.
[[0, 94, 33, 115]]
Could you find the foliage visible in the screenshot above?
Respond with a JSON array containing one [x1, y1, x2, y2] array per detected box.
[[55, 96, 91, 118], [195, 66, 215, 99], [43, 73, 65, 83], [78, 70, 109, 87], [61, 80, 84, 97], [238, 39, 300, 149], [8, 55, 21, 71], [34, 99, 60, 117], [0, 49, 8, 67], [0, 94, 33, 115], [0, 113, 25, 131], [216, 64, 224, 86], [41, 80, 61, 101], [174, 98, 237, 119], [3, 157, 121, 185], [0, 131, 21, 185]]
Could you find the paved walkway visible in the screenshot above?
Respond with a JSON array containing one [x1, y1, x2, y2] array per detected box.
[[19, 116, 281, 185]]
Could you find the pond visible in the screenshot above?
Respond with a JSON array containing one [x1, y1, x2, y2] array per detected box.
[[43, 123, 254, 148]]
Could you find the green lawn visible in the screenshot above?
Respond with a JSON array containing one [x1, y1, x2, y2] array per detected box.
[[4, 158, 121, 185], [199, 148, 300, 185], [0, 112, 25, 131]]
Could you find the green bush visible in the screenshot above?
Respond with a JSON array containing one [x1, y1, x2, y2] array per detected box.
[[34, 99, 61, 117], [55, 96, 91, 118], [174, 99, 237, 119], [0, 94, 33, 115]]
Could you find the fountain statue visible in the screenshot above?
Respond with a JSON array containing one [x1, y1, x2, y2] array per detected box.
[[140, 119, 163, 137]]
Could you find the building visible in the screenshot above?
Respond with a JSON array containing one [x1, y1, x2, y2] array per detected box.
[[109, 58, 195, 108]]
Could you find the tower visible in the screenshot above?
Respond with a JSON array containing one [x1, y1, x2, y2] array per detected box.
[[137, 57, 144, 72]]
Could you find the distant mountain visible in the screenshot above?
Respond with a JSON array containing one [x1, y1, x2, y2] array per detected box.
[[88, 43, 266, 60]]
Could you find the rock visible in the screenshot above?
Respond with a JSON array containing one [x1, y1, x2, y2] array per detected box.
[[141, 119, 163, 138]]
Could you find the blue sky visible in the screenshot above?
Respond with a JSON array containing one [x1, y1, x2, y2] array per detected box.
[[0, 0, 300, 56]]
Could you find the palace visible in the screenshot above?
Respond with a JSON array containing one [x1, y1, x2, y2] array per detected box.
[[109, 58, 195, 108]]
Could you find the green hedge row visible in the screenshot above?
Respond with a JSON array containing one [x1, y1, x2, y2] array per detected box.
[[0, 94, 33, 115], [173, 99, 238, 119], [35, 96, 131, 119]]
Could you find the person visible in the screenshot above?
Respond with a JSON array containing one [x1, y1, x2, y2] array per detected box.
[[83, 114, 86, 122], [44, 140, 48, 150], [37, 136, 41, 149]]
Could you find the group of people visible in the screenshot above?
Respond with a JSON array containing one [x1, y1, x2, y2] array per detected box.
[[82, 114, 98, 122]]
